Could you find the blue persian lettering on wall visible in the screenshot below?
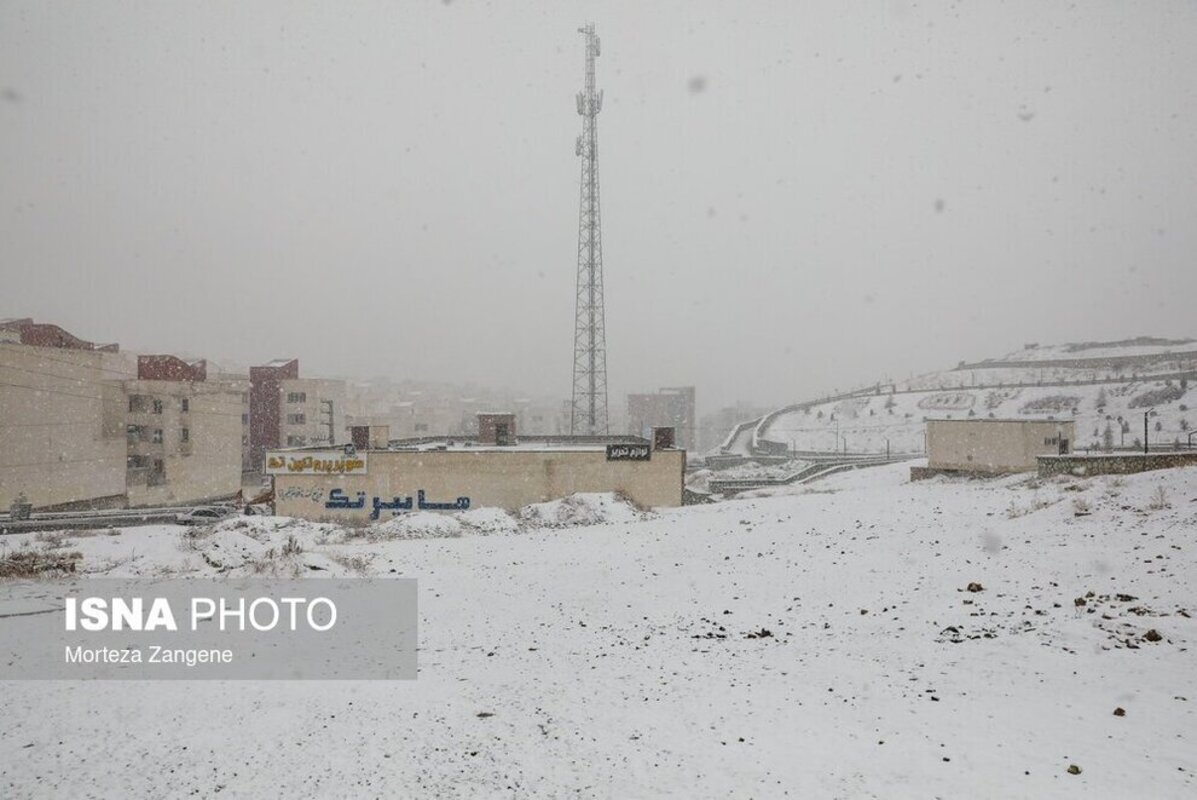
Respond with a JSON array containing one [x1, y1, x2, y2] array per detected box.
[[324, 489, 367, 510], [324, 489, 471, 519]]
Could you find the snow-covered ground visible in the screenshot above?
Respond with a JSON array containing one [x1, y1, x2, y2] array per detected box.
[[1, 468, 1195, 798], [686, 460, 812, 491]]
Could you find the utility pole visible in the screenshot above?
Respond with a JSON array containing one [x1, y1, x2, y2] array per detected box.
[[569, 23, 609, 435]]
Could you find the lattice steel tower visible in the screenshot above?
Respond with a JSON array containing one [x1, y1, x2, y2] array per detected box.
[[570, 22, 608, 435]]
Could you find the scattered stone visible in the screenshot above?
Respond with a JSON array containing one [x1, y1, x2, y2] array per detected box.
[[1113, 707, 1126, 717], [1144, 629, 1163, 642], [1067, 764, 1082, 775], [966, 582, 984, 593], [476, 711, 495, 719]]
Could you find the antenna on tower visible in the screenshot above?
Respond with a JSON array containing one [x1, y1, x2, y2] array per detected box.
[[569, 22, 609, 436]]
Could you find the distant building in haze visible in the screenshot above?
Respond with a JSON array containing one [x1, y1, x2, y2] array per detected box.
[[627, 386, 696, 450]]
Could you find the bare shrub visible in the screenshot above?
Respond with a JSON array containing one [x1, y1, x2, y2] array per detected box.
[[249, 549, 278, 575], [1148, 486, 1170, 511], [0, 549, 83, 579], [613, 489, 651, 513], [328, 553, 373, 575], [1006, 495, 1054, 518], [282, 534, 303, 557], [33, 531, 71, 549], [181, 527, 215, 551]]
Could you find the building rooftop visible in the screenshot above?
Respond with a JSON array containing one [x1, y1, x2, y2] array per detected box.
[[273, 434, 653, 455]]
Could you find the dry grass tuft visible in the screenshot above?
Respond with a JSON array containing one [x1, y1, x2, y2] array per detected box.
[[0, 549, 83, 579]]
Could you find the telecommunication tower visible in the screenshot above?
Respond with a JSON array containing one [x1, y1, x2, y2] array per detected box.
[[570, 22, 609, 435]]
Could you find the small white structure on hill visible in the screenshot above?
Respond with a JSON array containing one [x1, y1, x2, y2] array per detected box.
[[914, 418, 1075, 478]]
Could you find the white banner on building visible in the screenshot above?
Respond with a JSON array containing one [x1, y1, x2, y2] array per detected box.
[[264, 451, 368, 476]]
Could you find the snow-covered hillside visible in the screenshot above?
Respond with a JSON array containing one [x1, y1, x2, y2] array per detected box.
[[764, 376, 1196, 454], [2, 466, 1194, 798], [725, 338, 1197, 456]]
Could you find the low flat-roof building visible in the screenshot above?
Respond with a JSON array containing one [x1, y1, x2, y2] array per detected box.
[[913, 418, 1075, 479], [269, 433, 684, 520]]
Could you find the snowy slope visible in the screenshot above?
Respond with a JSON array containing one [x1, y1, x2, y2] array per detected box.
[[1, 467, 1195, 797], [717, 338, 1197, 458], [763, 377, 1197, 454]]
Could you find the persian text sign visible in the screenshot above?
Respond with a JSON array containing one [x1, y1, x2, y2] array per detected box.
[[0, 578, 416, 680], [265, 451, 368, 475], [606, 443, 651, 461]]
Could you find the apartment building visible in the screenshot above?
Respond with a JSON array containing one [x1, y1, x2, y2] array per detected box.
[[279, 377, 347, 448], [0, 320, 243, 510], [0, 322, 134, 509], [248, 359, 347, 468], [124, 356, 242, 506]]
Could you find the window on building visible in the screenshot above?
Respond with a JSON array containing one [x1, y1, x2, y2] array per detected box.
[[152, 399, 163, 415], [181, 428, 190, 442], [152, 428, 163, 444], [414, 423, 429, 433], [241, 413, 249, 425], [287, 413, 306, 425], [286, 435, 307, 447], [180, 398, 189, 413], [126, 455, 151, 483], [287, 392, 307, 403]]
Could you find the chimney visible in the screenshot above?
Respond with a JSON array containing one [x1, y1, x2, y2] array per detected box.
[[477, 412, 517, 446]]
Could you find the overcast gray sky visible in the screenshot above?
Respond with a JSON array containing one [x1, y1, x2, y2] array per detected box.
[[3, 1, 1195, 414]]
